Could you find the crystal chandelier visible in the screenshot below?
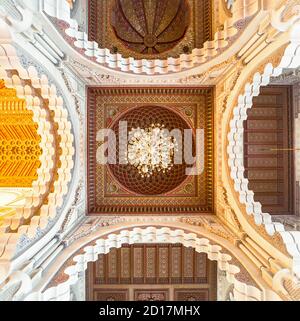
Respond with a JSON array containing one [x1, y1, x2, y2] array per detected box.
[[126, 124, 178, 177]]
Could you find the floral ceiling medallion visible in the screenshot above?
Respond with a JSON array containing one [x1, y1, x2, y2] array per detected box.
[[89, 0, 211, 60], [111, 0, 190, 55]]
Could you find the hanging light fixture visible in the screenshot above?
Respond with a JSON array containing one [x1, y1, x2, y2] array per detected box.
[[126, 123, 178, 178]]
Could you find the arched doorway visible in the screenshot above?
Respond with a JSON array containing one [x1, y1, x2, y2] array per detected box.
[[85, 243, 217, 301], [33, 226, 273, 301]]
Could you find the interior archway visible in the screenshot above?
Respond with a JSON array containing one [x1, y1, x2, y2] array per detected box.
[[28, 225, 278, 302], [86, 243, 218, 301], [0, 46, 75, 277], [1, 0, 300, 303], [226, 28, 300, 280]]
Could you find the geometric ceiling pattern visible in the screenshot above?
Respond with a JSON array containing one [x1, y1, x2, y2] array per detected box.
[[87, 87, 214, 215], [109, 105, 191, 195]]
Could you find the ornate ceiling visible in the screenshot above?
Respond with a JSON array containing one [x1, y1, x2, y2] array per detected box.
[[88, 0, 212, 59], [87, 87, 214, 215], [111, 0, 190, 55], [109, 105, 191, 195], [1, 0, 300, 303]]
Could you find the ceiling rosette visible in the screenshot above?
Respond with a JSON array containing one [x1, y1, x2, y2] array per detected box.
[[111, 0, 190, 55]]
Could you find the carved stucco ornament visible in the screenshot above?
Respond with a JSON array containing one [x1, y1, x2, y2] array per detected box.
[[180, 216, 239, 243]]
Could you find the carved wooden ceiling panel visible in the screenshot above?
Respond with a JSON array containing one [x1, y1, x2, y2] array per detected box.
[[86, 243, 217, 301], [244, 85, 294, 215], [88, 0, 212, 59], [86, 87, 214, 215]]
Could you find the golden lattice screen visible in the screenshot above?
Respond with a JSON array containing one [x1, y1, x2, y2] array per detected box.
[[0, 80, 42, 187]]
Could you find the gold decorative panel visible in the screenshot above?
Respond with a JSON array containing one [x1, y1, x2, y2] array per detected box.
[[0, 80, 42, 187]]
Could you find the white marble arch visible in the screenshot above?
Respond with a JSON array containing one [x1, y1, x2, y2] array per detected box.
[[226, 8, 300, 279], [25, 0, 266, 76], [0, 18, 80, 285], [25, 223, 281, 301]]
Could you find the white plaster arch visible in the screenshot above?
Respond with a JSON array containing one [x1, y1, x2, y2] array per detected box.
[[227, 18, 300, 277], [0, 69, 74, 262], [24, 224, 281, 301], [0, 19, 76, 283], [36, 0, 265, 76]]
